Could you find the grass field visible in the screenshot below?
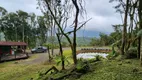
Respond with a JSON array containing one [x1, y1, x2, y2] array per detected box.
[[0, 61, 55, 80], [34, 49, 142, 80], [78, 59, 142, 80], [0, 49, 72, 80], [2, 48, 138, 80]]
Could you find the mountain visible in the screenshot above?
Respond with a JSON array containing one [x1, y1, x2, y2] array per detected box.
[[76, 30, 100, 38], [59, 37, 92, 46], [76, 37, 91, 46]]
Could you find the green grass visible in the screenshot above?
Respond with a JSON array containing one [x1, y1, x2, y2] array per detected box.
[[63, 49, 74, 64], [63, 49, 72, 57], [0, 61, 54, 80], [0, 47, 119, 80], [78, 59, 142, 80], [0, 53, 62, 80], [24, 53, 39, 61], [54, 49, 73, 67], [0, 49, 73, 80]]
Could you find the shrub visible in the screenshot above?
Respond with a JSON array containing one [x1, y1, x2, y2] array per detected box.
[[43, 43, 59, 49], [88, 58, 97, 63], [115, 55, 126, 61], [88, 55, 106, 63], [125, 47, 137, 59], [76, 59, 90, 73], [54, 55, 70, 67], [107, 51, 119, 60], [95, 55, 104, 61]]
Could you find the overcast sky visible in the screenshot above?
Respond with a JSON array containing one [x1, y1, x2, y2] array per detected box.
[[0, 0, 122, 37]]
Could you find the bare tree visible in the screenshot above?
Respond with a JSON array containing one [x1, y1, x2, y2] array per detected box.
[[38, 0, 89, 65]]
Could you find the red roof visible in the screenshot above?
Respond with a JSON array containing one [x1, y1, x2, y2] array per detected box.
[[0, 41, 27, 46]]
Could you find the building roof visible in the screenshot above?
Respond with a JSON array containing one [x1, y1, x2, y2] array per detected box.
[[0, 41, 27, 46]]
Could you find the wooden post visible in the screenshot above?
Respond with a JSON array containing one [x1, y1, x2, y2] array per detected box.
[[0, 49, 1, 61], [0, 54, 1, 61], [24, 46, 28, 57], [14, 50, 16, 59]]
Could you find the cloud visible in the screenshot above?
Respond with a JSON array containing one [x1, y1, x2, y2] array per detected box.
[[0, 0, 122, 35], [0, 0, 42, 15], [81, 0, 122, 33], [84, 12, 121, 33]]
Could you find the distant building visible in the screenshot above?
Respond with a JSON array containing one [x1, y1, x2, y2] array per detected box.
[[0, 41, 28, 62]]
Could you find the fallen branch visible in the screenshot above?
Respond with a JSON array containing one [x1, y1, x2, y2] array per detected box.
[[44, 66, 59, 75]]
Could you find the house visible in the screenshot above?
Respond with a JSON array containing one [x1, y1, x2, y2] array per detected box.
[[0, 41, 28, 62]]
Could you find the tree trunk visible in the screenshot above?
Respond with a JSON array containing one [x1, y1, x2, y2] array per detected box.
[[47, 46, 51, 62], [23, 24, 25, 42], [72, 0, 79, 65], [139, 0, 142, 66], [140, 37, 142, 66], [121, 0, 129, 55], [56, 33, 65, 70], [126, 5, 136, 52], [138, 38, 141, 58], [51, 24, 54, 56], [15, 27, 17, 42]]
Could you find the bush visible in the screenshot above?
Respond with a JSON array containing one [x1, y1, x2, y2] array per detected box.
[[88, 58, 97, 63], [43, 43, 59, 49], [125, 47, 137, 59], [107, 51, 119, 60], [95, 55, 104, 61], [54, 55, 70, 67], [76, 59, 90, 73], [115, 55, 125, 61]]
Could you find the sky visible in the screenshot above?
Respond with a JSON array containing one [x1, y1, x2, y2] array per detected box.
[[0, 0, 122, 37]]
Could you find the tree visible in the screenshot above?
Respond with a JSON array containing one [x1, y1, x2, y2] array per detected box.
[[0, 6, 7, 17], [138, 0, 142, 66], [0, 12, 20, 41], [137, 30, 142, 66], [28, 13, 37, 47], [89, 37, 101, 46], [16, 10, 29, 42], [0, 8, 41, 48], [110, 0, 137, 55], [121, 0, 129, 55], [44, 0, 70, 69], [71, 0, 79, 65], [37, 16, 48, 45], [0, 7, 7, 41], [38, 0, 88, 65]]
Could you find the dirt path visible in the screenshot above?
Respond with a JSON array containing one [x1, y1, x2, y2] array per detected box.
[[18, 48, 71, 65]]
